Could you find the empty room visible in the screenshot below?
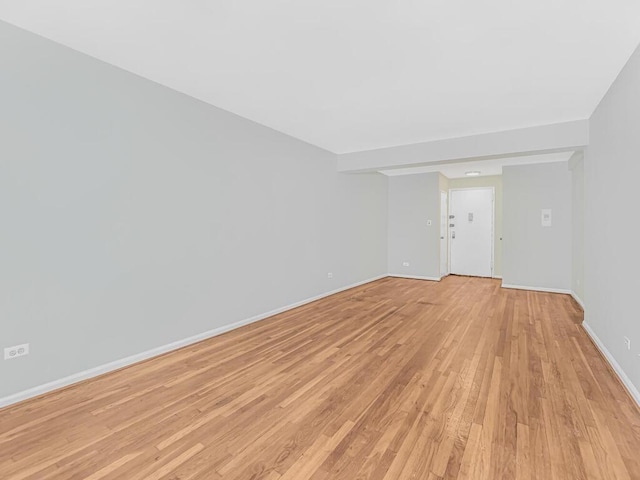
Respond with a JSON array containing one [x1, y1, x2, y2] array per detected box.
[[1, 2, 640, 479]]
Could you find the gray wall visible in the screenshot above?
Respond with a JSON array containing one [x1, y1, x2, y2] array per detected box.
[[0, 22, 388, 399], [502, 163, 572, 291], [387, 173, 440, 278], [569, 152, 585, 304], [586, 42, 640, 394]]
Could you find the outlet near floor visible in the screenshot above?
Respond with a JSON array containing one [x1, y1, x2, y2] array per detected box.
[[4, 343, 30, 360]]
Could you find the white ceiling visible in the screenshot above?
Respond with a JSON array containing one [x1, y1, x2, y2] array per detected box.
[[378, 152, 574, 178], [1, 1, 639, 154]]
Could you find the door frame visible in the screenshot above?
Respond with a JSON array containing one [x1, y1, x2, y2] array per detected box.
[[439, 190, 449, 278], [448, 187, 495, 277]]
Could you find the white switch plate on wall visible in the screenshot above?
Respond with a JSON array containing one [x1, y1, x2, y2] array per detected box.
[[541, 209, 552, 227]]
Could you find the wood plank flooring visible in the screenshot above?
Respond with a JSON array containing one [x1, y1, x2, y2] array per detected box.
[[1, 276, 639, 479]]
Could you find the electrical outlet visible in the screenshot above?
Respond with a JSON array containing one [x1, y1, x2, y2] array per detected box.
[[402, 262, 410, 267], [327, 272, 333, 279], [624, 337, 631, 351], [4, 343, 30, 360]]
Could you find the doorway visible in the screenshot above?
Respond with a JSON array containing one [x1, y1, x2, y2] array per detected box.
[[440, 191, 448, 277], [449, 187, 494, 277]]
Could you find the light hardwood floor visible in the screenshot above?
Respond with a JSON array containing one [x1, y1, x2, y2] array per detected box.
[[1, 276, 639, 479]]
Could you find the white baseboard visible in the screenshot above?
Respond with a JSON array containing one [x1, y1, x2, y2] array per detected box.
[[0, 274, 387, 409], [571, 291, 585, 310], [582, 322, 640, 408], [501, 283, 572, 295], [388, 274, 441, 282]]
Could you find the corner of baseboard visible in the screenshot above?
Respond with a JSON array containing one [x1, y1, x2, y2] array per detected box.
[[571, 291, 585, 310], [582, 321, 640, 408]]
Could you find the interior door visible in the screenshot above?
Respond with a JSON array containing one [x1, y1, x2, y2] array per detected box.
[[449, 188, 494, 277], [440, 191, 448, 277]]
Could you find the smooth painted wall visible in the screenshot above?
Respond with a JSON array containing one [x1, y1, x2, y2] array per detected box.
[[502, 163, 572, 291], [586, 42, 640, 394], [569, 152, 585, 304], [0, 22, 388, 399], [447, 175, 503, 278], [388, 173, 441, 278]]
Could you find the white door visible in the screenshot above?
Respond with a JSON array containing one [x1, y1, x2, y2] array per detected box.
[[449, 188, 494, 277], [440, 191, 448, 277]]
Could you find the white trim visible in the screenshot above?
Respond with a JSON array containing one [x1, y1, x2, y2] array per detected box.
[[492, 275, 503, 279], [0, 274, 387, 409], [582, 322, 640, 408], [501, 283, 572, 295], [440, 189, 449, 278], [571, 291, 585, 310], [388, 274, 441, 282]]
